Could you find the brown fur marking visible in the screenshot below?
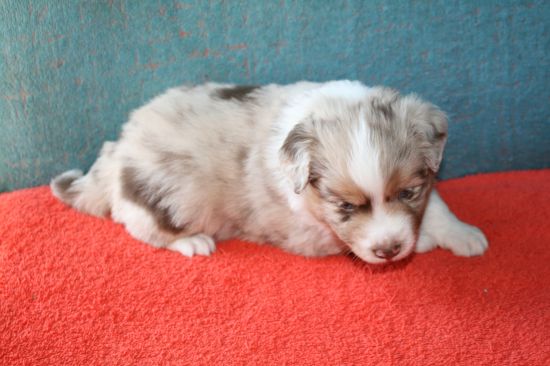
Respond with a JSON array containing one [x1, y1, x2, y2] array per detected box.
[[216, 85, 259, 101], [121, 166, 187, 234]]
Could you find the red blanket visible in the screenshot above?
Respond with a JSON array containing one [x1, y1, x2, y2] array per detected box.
[[1, 170, 549, 365]]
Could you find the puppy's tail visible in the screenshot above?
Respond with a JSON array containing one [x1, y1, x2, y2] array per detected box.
[[50, 142, 116, 217]]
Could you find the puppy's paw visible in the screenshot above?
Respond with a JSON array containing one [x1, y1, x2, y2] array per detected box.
[[442, 221, 488, 257], [415, 232, 438, 254], [167, 234, 216, 257]]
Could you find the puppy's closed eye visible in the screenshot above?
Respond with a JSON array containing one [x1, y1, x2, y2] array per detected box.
[[337, 200, 372, 214], [339, 202, 356, 212], [397, 185, 423, 202]]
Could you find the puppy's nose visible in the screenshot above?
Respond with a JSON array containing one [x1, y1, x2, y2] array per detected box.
[[373, 243, 401, 260]]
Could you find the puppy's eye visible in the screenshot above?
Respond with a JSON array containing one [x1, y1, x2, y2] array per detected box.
[[398, 188, 417, 201], [339, 202, 356, 212]]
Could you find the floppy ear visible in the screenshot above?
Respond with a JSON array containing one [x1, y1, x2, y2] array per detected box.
[[279, 120, 316, 194], [412, 105, 448, 173]]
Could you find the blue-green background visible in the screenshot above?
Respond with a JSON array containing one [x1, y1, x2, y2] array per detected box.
[[1, 0, 549, 191]]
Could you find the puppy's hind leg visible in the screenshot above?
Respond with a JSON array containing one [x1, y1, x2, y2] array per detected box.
[[416, 190, 488, 257], [112, 198, 216, 257]]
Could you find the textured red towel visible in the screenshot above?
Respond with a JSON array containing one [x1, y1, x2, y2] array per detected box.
[[1, 170, 549, 365]]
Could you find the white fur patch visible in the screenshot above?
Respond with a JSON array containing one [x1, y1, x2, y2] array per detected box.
[[348, 114, 384, 202]]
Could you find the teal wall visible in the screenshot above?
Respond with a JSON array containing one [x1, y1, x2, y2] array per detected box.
[[1, 0, 549, 191]]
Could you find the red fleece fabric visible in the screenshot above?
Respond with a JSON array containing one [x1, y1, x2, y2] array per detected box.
[[1, 170, 549, 365]]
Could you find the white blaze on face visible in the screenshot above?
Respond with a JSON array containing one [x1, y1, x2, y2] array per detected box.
[[346, 118, 416, 263], [348, 115, 384, 199]]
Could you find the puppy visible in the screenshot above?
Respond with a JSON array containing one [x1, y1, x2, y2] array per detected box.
[[51, 80, 488, 264]]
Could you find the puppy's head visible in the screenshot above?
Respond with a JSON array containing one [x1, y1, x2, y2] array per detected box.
[[280, 83, 447, 264]]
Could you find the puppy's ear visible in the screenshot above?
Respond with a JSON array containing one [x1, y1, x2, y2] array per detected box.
[[279, 120, 316, 194], [410, 103, 448, 173]]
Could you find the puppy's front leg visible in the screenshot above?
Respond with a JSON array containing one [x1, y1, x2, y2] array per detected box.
[[416, 190, 488, 256]]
